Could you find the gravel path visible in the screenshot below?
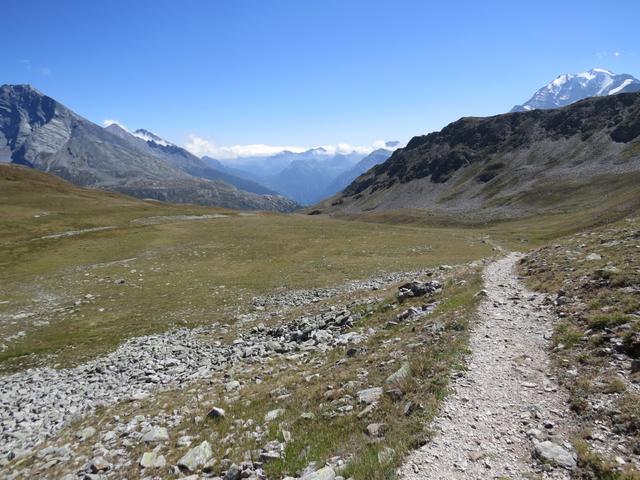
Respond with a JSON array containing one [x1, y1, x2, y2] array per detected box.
[[399, 253, 574, 479]]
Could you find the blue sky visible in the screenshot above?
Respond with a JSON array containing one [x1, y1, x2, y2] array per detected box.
[[3, 0, 639, 158]]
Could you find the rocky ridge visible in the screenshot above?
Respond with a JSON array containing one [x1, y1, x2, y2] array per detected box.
[[320, 92, 640, 220]]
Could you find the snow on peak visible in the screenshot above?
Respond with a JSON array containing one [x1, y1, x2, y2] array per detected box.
[[132, 129, 173, 147], [609, 78, 635, 95], [590, 68, 614, 75], [511, 68, 640, 112]]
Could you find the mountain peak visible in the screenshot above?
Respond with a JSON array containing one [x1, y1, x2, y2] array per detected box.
[[589, 67, 614, 75], [1, 83, 42, 94], [511, 68, 640, 112], [132, 128, 173, 147], [104, 123, 128, 134], [307, 147, 328, 155]]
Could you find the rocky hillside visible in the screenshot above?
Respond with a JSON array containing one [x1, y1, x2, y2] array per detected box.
[[319, 92, 640, 220], [323, 148, 392, 198], [0, 85, 298, 212]]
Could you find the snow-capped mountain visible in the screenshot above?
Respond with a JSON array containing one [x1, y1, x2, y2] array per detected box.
[[511, 68, 640, 112]]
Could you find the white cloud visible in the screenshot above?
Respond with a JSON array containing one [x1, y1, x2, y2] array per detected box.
[[185, 135, 307, 159], [102, 119, 130, 131], [184, 134, 394, 160], [614, 51, 621, 57]]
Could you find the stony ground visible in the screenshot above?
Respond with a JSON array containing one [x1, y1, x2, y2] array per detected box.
[[2, 268, 428, 460], [520, 219, 640, 477], [8, 248, 632, 480], [1, 264, 464, 480], [399, 254, 576, 479]]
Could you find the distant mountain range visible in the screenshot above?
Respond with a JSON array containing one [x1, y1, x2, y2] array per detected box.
[[320, 91, 640, 220], [511, 68, 640, 112], [104, 124, 279, 196], [0, 84, 298, 212], [206, 142, 398, 205], [6, 67, 638, 215]]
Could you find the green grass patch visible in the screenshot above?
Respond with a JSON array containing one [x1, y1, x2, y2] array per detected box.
[[587, 312, 631, 330]]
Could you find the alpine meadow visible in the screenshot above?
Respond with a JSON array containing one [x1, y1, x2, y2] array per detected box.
[[1, 2, 640, 480]]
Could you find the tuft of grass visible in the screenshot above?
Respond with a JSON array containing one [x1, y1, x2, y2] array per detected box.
[[587, 313, 631, 330], [556, 322, 584, 349], [601, 375, 626, 395], [573, 440, 640, 480], [617, 393, 640, 445]]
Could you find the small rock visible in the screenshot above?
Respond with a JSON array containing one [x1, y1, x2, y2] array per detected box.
[[140, 451, 166, 468], [526, 428, 544, 441], [223, 463, 241, 480], [385, 363, 411, 385], [76, 426, 96, 441], [207, 407, 226, 419], [225, 380, 241, 392], [260, 450, 282, 462], [141, 426, 169, 443], [301, 466, 336, 480], [178, 440, 213, 472], [378, 447, 395, 465], [89, 456, 111, 473], [177, 435, 193, 447], [264, 408, 285, 422], [534, 441, 576, 469], [357, 387, 383, 405], [365, 423, 386, 437]]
